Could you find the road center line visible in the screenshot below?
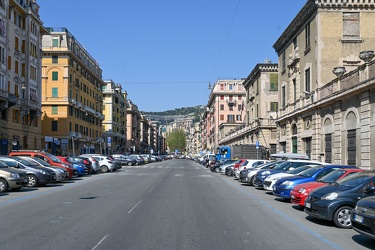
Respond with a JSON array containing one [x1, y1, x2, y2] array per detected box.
[[149, 186, 155, 192], [128, 200, 142, 214], [92, 234, 110, 250]]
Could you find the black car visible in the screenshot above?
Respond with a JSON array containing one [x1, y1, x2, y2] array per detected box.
[[304, 171, 375, 229], [351, 195, 375, 240], [211, 159, 236, 172]]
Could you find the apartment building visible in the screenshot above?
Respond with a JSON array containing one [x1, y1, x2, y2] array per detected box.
[[41, 27, 105, 155], [0, 0, 46, 154], [273, 0, 375, 168], [206, 79, 246, 151], [126, 99, 141, 154], [102, 80, 127, 155], [220, 62, 279, 153]]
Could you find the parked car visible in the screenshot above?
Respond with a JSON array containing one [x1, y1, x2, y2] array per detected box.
[[211, 159, 236, 172], [234, 160, 269, 180], [272, 165, 356, 200], [129, 155, 145, 165], [290, 168, 365, 207], [253, 160, 323, 187], [239, 161, 285, 185], [0, 160, 28, 192], [351, 196, 375, 240], [19, 156, 69, 182], [89, 155, 118, 172], [74, 156, 100, 174], [262, 165, 313, 191], [8, 150, 78, 178], [112, 154, 136, 166], [304, 171, 375, 228], [0, 156, 56, 187], [57, 156, 88, 176]]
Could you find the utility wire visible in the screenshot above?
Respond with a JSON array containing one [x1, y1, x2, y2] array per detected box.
[[209, 0, 241, 83]]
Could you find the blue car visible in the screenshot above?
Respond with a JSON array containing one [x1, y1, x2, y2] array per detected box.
[[272, 165, 356, 199], [71, 163, 88, 176], [253, 160, 323, 187]]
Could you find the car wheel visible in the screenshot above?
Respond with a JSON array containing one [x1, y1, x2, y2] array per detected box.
[[127, 162, 132, 166], [27, 174, 38, 187], [333, 206, 352, 228], [0, 179, 8, 192], [215, 167, 220, 173], [101, 165, 109, 173], [251, 176, 256, 186]]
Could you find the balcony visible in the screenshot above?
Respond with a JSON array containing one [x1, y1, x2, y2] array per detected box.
[[227, 99, 236, 105]]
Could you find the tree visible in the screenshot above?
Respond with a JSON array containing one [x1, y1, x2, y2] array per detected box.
[[166, 129, 186, 153]]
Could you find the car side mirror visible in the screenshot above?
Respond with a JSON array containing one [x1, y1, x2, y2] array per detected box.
[[365, 185, 375, 194]]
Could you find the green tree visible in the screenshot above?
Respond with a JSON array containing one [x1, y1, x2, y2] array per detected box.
[[166, 129, 186, 153]]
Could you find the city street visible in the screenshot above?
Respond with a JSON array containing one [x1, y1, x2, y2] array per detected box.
[[0, 159, 373, 250]]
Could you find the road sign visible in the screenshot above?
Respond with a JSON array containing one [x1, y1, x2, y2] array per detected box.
[[256, 140, 260, 149]]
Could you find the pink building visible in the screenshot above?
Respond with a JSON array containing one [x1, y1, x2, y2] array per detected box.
[[206, 79, 246, 151]]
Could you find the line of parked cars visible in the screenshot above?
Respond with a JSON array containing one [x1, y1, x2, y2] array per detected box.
[[208, 156, 375, 242], [0, 151, 170, 194]]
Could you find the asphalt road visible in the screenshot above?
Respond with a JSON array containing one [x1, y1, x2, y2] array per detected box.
[[0, 159, 374, 250]]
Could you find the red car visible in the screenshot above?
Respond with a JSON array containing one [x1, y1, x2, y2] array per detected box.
[[290, 168, 364, 207], [233, 159, 246, 171]]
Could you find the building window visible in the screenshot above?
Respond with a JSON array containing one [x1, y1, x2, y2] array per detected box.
[[293, 37, 297, 50], [305, 22, 311, 49], [220, 114, 224, 121], [304, 137, 312, 160], [305, 68, 310, 93], [227, 115, 234, 123], [270, 102, 278, 112], [282, 86, 286, 107], [220, 95, 224, 100], [238, 95, 242, 100], [52, 87, 58, 98], [220, 84, 224, 90], [325, 134, 332, 163], [347, 129, 356, 165], [52, 38, 59, 47], [51, 121, 58, 131], [238, 105, 242, 111], [343, 12, 359, 40], [236, 115, 241, 121], [220, 104, 224, 110], [293, 78, 297, 102], [282, 50, 286, 72], [52, 55, 58, 63], [229, 84, 233, 90], [270, 73, 278, 90], [52, 106, 58, 115], [52, 71, 58, 81]]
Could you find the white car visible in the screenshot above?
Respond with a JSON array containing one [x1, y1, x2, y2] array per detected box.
[[262, 165, 313, 191], [91, 156, 119, 172], [245, 161, 285, 185], [234, 160, 269, 180]]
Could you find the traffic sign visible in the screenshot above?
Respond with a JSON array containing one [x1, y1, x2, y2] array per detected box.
[[256, 140, 260, 149]]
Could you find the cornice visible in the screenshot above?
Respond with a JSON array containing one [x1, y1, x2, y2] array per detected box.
[[243, 63, 278, 89], [274, 0, 375, 53]]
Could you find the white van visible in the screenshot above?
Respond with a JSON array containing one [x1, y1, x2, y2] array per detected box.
[[200, 153, 215, 164]]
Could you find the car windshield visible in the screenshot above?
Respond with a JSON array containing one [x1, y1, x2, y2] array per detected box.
[[317, 169, 346, 183], [287, 165, 311, 174], [0, 161, 8, 168], [277, 162, 293, 170], [13, 157, 40, 167], [298, 166, 324, 177], [0, 159, 19, 168], [29, 157, 50, 166], [335, 172, 375, 188], [44, 153, 63, 163]]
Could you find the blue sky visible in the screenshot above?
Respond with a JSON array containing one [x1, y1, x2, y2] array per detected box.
[[38, 0, 307, 112]]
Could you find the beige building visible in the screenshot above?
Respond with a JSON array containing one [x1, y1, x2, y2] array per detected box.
[[126, 99, 141, 154], [273, 0, 375, 168], [102, 80, 127, 155], [220, 62, 279, 153], [0, 0, 46, 154], [41, 27, 105, 155], [206, 79, 246, 151]]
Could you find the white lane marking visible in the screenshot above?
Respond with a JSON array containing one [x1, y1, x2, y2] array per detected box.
[[149, 186, 155, 192], [92, 235, 110, 250], [128, 200, 142, 214]]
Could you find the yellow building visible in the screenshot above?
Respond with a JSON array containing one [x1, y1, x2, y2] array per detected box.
[[0, 0, 46, 154], [102, 80, 127, 155], [41, 27, 105, 155]]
